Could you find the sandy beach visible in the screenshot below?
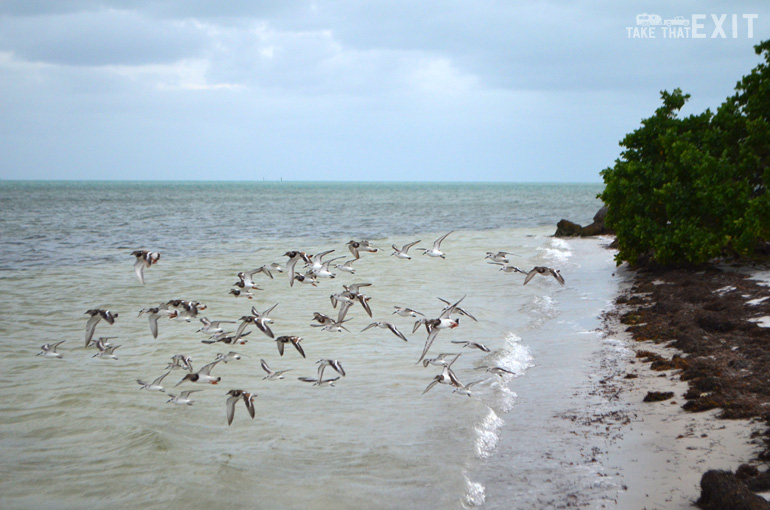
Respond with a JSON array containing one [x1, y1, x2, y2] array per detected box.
[[598, 263, 770, 509]]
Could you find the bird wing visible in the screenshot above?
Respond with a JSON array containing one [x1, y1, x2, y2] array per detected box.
[[133, 259, 146, 284], [290, 338, 306, 358], [226, 396, 239, 425], [417, 328, 441, 364], [387, 323, 408, 342], [422, 377, 440, 395]]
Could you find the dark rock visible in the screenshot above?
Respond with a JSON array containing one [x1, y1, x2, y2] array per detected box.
[[697, 469, 770, 509], [555, 219, 583, 237], [593, 205, 608, 223], [555, 206, 614, 237]]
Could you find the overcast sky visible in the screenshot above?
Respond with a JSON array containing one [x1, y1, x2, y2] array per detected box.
[[0, 1, 767, 182]]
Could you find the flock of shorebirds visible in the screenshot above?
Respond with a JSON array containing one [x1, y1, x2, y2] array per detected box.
[[37, 232, 565, 426]]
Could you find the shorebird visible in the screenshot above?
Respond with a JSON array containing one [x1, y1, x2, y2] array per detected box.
[[92, 342, 120, 360], [293, 273, 318, 287], [343, 283, 373, 317], [229, 288, 254, 299], [166, 354, 194, 372], [422, 365, 463, 395], [451, 340, 491, 352], [523, 266, 565, 286], [275, 335, 305, 358], [131, 250, 160, 284], [310, 312, 335, 326], [233, 270, 263, 292], [197, 317, 236, 335], [346, 240, 378, 259], [485, 251, 517, 264], [284, 251, 312, 287], [422, 352, 462, 368], [316, 359, 346, 383], [438, 297, 477, 322], [166, 390, 201, 405], [202, 330, 251, 345], [361, 321, 409, 342], [332, 284, 372, 322], [225, 389, 256, 426], [391, 240, 421, 259], [306, 249, 335, 273], [252, 263, 285, 279], [87, 336, 117, 350], [393, 306, 424, 318], [453, 380, 482, 397], [138, 307, 176, 339], [84, 309, 118, 347], [176, 360, 222, 386], [137, 371, 171, 392], [308, 256, 343, 279], [298, 376, 340, 387], [489, 262, 528, 275], [420, 231, 453, 258], [333, 259, 357, 274], [260, 359, 291, 380], [215, 352, 242, 363], [234, 303, 278, 341], [37, 341, 65, 358], [321, 320, 351, 333], [477, 365, 517, 377], [416, 296, 465, 364], [165, 300, 206, 321]]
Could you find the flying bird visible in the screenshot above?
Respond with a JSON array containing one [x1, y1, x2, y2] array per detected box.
[[523, 266, 565, 286], [84, 309, 118, 347], [391, 240, 421, 259], [420, 231, 454, 259], [225, 389, 256, 426], [131, 250, 160, 284]]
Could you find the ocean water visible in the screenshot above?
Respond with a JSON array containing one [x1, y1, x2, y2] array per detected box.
[[0, 181, 626, 509]]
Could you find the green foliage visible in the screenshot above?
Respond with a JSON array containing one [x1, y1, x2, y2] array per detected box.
[[600, 41, 770, 266]]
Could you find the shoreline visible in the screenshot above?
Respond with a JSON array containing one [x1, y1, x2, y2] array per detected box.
[[597, 261, 770, 508]]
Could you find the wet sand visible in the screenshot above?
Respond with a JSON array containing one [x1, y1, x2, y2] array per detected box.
[[601, 263, 770, 508]]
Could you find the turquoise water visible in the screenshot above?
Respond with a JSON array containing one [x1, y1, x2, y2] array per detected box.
[[0, 181, 626, 509]]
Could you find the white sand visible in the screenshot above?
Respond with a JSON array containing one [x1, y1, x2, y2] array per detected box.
[[604, 341, 765, 509]]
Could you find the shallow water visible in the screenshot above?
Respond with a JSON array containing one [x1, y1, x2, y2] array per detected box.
[[0, 181, 626, 509]]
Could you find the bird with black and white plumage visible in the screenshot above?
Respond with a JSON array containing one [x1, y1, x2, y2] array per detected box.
[[137, 371, 171, 392], [275, 335, 305, 358], [166, 390, 201, 406], [422, 365, 463, 395], [450, 340, 491, 353], [316, 359, 346, 384], [131, 250, 160, 284], [260, 359, 291, 380], [361, 321, 409, 342], [225, 389, 256, 426], [84, 309, 119, 347], [175, 359, 222, 386], [283, 251, 312, 287], [485, 251, 518, 264], [418, 231, 453, 259], [391, 239, 421, 259], [346, 240, 378, 260], [37, 341, 66, 359], [523, 266, 565, 286], [138, 307, 177, 339]]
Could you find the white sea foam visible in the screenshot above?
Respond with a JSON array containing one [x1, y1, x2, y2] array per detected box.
[[537, 237, 573, 263], [474, 408, 505, 459], [499, 332, 534, 375], [463, 476, 486, 507]]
